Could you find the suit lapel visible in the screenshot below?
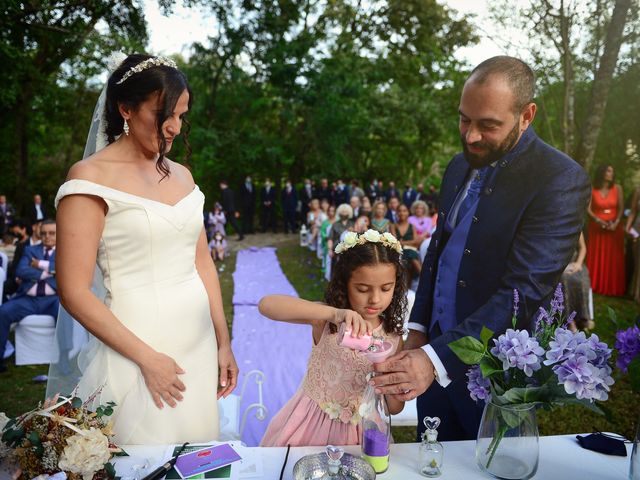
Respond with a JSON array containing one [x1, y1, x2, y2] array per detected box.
[[440, 157, 470, 218]]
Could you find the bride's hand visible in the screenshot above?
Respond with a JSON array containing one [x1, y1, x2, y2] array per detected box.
[[217, 345, 238, 399], [139, 352, 186, 409]]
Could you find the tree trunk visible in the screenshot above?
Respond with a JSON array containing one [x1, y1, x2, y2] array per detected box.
[[560, 1, 575, 155], [576, 0, 631, 170]]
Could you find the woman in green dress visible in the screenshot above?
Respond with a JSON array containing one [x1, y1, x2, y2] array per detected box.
[[371, 200, 390, 233]]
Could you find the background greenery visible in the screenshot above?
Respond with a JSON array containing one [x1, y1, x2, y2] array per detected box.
[[0, 0, 638, 213]]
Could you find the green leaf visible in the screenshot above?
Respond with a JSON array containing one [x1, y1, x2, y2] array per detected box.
[[480, 327, 494, 348], [448, 336, 485, 365], [105, 462, 116, 479], [628, 356, 640, 393], [606, 306, 618, 326], [479, 358, 503, 378], [104, 407, 114, 416]]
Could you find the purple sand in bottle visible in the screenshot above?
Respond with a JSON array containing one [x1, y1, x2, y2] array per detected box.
[[363, 428, 389, 457]]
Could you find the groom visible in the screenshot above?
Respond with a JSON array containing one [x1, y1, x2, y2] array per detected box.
[[371, 56, 591, 440]]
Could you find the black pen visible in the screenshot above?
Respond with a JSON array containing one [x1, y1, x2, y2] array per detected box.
[[141, 442, 189, 480]]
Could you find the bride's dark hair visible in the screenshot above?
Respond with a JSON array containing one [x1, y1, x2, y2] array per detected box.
[[324, 242, 408, 335], [104, 53, 192, 180]]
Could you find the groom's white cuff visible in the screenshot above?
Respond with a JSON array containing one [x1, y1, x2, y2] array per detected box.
[[407, 322, 452, 388]]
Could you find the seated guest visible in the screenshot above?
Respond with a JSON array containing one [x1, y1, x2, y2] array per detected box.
[[307, 198, 325, 252], [390, 204, 422, 283], [354, 215, 370, 233], [409, 200, 434, 239], [371, 200, 391, 233], [4, 219, 31, 298], [385, 196, 400, 224], [0, 219, 59, 373], [361, 196, 372, 218], [562, 232, 594, 331], [209, 231, 228, 263], [349, 195, 361, 219], [327, 204, 354, 273]]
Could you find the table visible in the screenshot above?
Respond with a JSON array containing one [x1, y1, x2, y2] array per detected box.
[[116, 435, 633, 479]]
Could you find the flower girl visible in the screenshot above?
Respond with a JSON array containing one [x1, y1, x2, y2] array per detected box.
[[260, 230, 408, 446]]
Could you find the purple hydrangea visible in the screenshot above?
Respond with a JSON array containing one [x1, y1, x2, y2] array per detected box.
[[545, 328, 614, 401], [466, 365, 491, 402], [615, 325, 640, 373], [491, 329, 545, 377], [550, 283, 565, 316], [553, 356, 614, 401]]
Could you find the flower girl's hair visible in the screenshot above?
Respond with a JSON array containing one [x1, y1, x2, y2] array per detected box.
[[325, 235, 408, 336]]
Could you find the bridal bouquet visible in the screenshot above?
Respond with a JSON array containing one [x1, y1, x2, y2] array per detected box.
[[449, 286, 615, 471], [1, 393, 119, 480]]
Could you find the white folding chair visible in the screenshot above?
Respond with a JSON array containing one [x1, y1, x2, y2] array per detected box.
[[0, 251, 8, 272], [218, 369, 268, 441], [0, 265, 6, 305], [14, 315, 57, 365]]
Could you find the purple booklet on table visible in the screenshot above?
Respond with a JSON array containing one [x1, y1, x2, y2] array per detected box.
[[174, 444, 242, 479]]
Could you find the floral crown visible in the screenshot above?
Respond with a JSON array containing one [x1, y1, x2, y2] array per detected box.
[[116, 56, 178, 85], [335, 229, 403, 255]]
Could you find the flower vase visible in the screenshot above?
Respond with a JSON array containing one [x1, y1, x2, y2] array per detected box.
[[630, 413, 640, 480], [476, 402, 539, 480]]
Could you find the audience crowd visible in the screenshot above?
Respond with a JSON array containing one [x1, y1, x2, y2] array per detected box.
[[0, 165, 639, 374]]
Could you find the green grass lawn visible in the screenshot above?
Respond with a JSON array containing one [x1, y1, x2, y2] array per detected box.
[[1, 235, 639, 444]]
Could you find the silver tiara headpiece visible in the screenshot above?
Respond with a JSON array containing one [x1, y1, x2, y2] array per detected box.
[[116, 56, 178, 85]]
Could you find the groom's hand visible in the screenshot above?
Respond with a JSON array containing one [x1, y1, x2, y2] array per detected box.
[[371, 349, 435, 401]]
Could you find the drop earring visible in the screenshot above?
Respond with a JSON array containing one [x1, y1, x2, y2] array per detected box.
[[123, 119, 130, 136]]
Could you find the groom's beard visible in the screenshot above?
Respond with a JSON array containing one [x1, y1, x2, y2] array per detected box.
[[461, 121, 521, 169]]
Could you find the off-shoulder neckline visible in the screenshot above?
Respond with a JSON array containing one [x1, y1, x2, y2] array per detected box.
[[58, 178, 199, 208]]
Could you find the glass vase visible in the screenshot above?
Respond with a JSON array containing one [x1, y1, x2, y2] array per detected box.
[[630, 413, 640, 480], [476, 402, 539, 480]]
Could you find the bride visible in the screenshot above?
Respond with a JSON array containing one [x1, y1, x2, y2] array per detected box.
[[53, 54, 238, 444]]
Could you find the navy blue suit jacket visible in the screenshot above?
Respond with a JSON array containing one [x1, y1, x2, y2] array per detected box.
[[410, 129, 590, 381], [15, 244, 57, 297], [281, 188, 298, 212]]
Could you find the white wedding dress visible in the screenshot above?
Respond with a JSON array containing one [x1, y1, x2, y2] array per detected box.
[[55, 179, 219, 445]]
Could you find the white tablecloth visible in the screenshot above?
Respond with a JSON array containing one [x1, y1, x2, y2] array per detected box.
[[116, 434, 633, 479]]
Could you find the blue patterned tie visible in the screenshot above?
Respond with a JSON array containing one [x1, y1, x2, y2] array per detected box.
[[36, 248, 51, 296], [456, 166, 492, 225]]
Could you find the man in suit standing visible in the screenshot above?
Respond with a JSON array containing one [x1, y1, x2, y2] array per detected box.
[[0, 195, 15, 237], [281, 180, 298, 234], [30, 194, 47, 224], [402, 183, 418, 209], [260, 178, 277, 233], [299, 178, 315, 226], [385, 181, 400, 201], [334, 179, 350, 206], [240, 176, 256, 234], [371, 56, 590, 441], [316, 178, 333, 205], [0, 219, 59, 372], [220, 180, 244, 241], [366, 179, 380, 202]]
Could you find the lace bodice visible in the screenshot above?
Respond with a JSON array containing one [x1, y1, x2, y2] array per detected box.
[[302, 322, 399, 425]]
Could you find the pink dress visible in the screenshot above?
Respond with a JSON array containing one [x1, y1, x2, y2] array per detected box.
[[260, 322, 399, 447], [408, 215, 433, 237]]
